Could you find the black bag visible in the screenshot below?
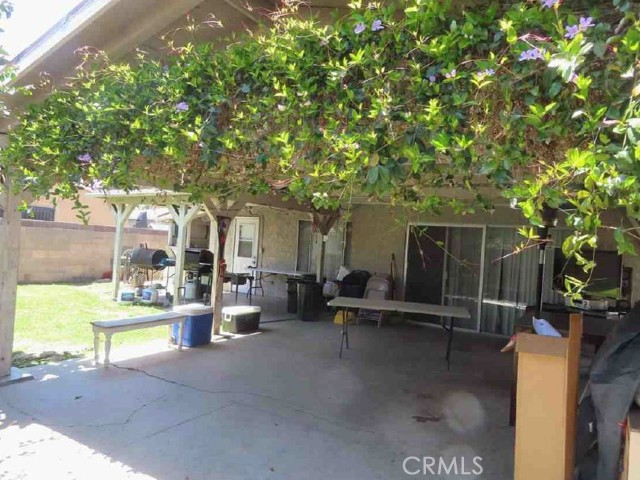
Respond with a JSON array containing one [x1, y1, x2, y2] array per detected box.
[[339, 270, 371, 298], [575, 304, 640, 480]]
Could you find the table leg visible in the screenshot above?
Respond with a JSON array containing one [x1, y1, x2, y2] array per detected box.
[[93, 331, 100, 365], [248, 278, 253, 305], [104, 333, 112, 368], [235, 282, 239, 303], [339, 307, 350, 358], [178, 321, 184, 351], [441, 317, 454, 370]]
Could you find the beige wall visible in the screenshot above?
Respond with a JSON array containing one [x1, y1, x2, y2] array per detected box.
[[18, 220, 167, 283], [348, 204, 529, 299], [31, 191, 115, 226], [222, 206, 311, 298], [201, 202, 640, 305], [189, 217, 210, 248]]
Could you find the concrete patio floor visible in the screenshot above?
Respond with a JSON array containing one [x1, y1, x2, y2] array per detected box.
[[0, 317, 515, 479]]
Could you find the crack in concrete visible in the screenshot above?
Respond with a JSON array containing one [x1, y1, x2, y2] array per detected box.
[[118, 401, 238, 449], [1, 393, 168, 430], [111, 363, 378, 437]]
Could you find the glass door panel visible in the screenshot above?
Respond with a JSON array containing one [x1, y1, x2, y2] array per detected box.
[[443, 227, 483, 330]]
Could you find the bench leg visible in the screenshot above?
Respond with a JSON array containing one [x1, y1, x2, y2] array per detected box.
[[178, 321, 184, 351], [167, 324, 173, 346], [104, 333, 113, 367], [93, 332, 100, 365]]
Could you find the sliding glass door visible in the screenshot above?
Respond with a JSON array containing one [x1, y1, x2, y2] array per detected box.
[[480, 227, 538, 335], [405, 225, 482, 330], [444, 227, 484, 330], [405, 224, 560, 335]]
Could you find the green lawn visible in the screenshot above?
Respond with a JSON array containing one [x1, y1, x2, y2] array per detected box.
[[14, 282, 168, 357]]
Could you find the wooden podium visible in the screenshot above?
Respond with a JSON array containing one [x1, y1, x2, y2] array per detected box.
[[514, 314, 582, 480]]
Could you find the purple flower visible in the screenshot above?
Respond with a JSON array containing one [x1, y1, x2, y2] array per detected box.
[[428, 75, 437, 83], [444, 69, 457, 79], [565, 17, 596, 39], [175, 101, 189, 112], [478, 68, 495, 78], [90, 179, 103, 190], [77, 153, 92, 163], [579, 16, 595, 30], [541, 0, 559, 8], [371, 19, 384, 32], [519, 48, 545, 62], [354, 22, 366, 35], [569, 73, 578, 84], [564, 25, 580, 39]]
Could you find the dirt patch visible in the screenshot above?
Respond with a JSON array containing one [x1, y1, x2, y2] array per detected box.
[[12, 350, 85, 368]]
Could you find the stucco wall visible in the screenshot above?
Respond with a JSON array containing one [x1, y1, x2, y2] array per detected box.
[[19, 220, 167, 283], [206, 202, 640, 306], [223, 206, 312, 298], [347, 204, 530, 299]]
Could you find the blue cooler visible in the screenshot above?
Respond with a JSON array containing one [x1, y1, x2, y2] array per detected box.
[[172, 304, 214, 347]]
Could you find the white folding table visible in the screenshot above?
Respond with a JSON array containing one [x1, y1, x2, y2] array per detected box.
[[248, 267, 313, 296], [327, 297, 471, 369]]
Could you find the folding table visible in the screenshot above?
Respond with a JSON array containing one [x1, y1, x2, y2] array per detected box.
[[327, 296, 471, 369]]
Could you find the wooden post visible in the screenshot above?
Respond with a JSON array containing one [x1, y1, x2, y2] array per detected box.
[[111, 203, 136, 300], [316, 234, 326, 282], [203, 198, 246, 335], [169, 203, 201, 305], [311, 210, 339, 283], [203, 204, 219, 302], [0, 182, 22, 378]]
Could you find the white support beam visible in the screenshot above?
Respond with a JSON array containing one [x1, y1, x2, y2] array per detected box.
[[111, 202, 136, 300], [170, 203, 202, 305], [0, 182, 28, 381]]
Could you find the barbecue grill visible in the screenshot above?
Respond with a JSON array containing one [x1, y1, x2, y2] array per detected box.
[[129, 248, 169, 270]]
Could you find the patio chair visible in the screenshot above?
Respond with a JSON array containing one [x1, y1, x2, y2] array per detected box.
[[357, 274, 393, 328]]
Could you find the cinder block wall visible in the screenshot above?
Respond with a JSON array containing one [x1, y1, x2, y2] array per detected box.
[[19, 220, 167, 283]]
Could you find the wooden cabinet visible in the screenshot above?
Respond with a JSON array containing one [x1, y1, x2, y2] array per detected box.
[[514, 314, 582, 480], [623, 407, 640, 480]]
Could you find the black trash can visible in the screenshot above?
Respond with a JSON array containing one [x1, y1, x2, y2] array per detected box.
[[286, 276, 298, 314], [297, 280, 324, 321]]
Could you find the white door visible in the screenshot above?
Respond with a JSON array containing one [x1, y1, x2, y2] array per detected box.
[[232, 217, 259, 292]]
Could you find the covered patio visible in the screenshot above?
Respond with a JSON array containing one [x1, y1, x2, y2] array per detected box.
[[0, 317, 513, 479]]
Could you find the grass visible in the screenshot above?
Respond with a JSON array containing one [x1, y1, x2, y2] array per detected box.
[[14, 282, 168, 360]]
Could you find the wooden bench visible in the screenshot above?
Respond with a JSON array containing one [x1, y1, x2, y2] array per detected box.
[[91, 312, 187, 367]]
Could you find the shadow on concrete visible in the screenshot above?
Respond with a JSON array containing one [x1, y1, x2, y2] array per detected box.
[[0, 316, 515, 479]]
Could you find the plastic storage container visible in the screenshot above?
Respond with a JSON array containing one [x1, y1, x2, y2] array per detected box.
[[172, 304, 214, 347], [297, 280, 324, 321], [222, 306, 261, 333]]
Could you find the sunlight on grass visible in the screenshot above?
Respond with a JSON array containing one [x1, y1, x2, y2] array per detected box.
[[15, 282, 167, 355]]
